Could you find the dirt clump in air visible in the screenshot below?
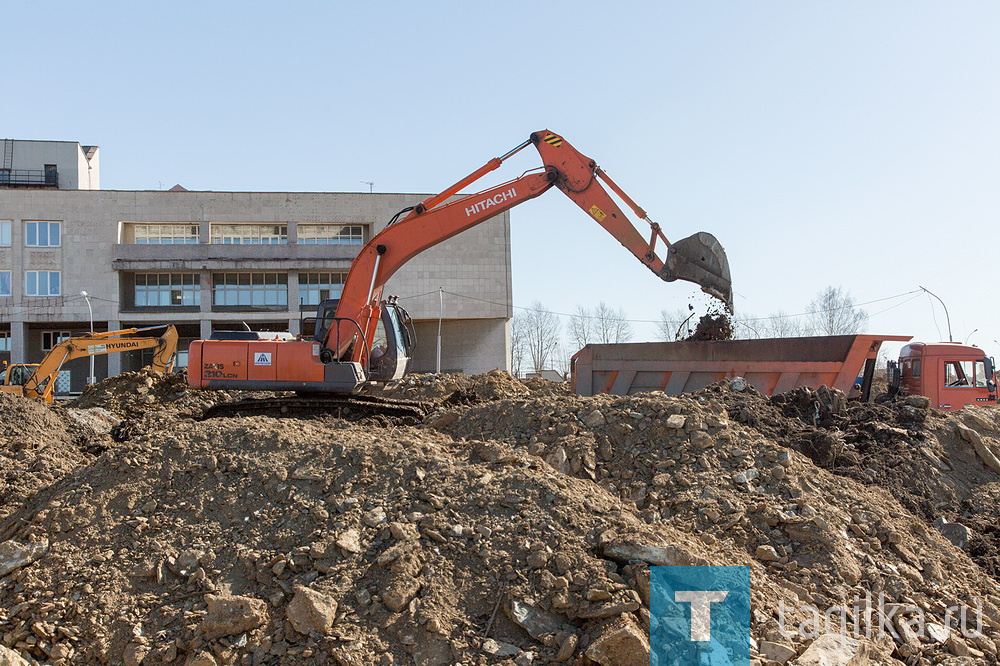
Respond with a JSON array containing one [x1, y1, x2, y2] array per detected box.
[[684, 313, 734, 341]]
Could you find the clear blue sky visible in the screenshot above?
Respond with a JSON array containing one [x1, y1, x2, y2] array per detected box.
[[6, 1, 999, 359]]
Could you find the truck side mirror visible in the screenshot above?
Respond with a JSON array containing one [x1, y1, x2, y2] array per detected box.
[[986, 356, 996, 381]]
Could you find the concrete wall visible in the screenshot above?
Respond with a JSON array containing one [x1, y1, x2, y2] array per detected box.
[[409, 318, 510, 374], [6, 140, 99, 190]]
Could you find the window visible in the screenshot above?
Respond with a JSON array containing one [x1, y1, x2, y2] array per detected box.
[[0, 221, 10, 246], [0, 333, 10, 352], [943, 360, 984, 388], [298, 224, 364, 245], [212, 273, 288, 307], [299, 272, 347, 306], [211, 224, 287, 245], [134, 273, 200, 306], [0, 272, 9, 297], [26, 270, 60, 296], [42, 331, 71, 351], [25, 221, 61, 247], [133, 224, 199, 244]]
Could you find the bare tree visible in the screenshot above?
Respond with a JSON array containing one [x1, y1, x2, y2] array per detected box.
[[758, 310, 807, 338], [509, 314, 527, 377], [807, 286, 869, 335], [523, 301, 562, 373], [594, 301, 633, 343], [568, 305, 593, 351], [657, 308, 693, 341]]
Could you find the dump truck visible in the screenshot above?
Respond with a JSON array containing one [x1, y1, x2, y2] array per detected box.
[[1, 325, 179, 402], [571, 334, 911, 400], [571, 334, 999, 412]]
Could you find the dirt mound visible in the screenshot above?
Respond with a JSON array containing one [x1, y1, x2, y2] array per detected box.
[[0, 393, 104, 522], [70, 368, 193, 416], [0, 372, 997, 664]]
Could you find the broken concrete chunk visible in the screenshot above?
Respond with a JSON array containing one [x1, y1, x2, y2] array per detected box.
[[481, 638, 520, 658], [584, 616, 649, 666], [286, 584, 338, 635], [759, 640, 796, 663], [199, 593, 269, 640], [601, 540, 707, 567], [791, 633, 874, 665], [506, 600, 565, 640], [0, 539, 48, 577]]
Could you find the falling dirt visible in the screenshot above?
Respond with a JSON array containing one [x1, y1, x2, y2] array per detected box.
[[0, 370, 997, 664], [685, 313, 734, 341]]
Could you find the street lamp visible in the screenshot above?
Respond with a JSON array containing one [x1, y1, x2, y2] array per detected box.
[[919, 286, 953, 342], [81, 291, 95, 384]]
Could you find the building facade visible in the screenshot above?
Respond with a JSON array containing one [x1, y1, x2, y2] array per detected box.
[[0, 140, 511, 393]]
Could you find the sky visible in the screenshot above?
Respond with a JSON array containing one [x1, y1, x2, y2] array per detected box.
[[5, 1, 999, 361]]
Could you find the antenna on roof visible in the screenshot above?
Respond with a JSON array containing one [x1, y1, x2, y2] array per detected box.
[[361, 180, 374, 193]]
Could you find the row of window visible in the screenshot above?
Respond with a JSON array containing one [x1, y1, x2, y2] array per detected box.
[[0, 222, 367, 247], [0, 271, 347, 304], [0, 270, 60, 296], [0, 221, 61, 247]]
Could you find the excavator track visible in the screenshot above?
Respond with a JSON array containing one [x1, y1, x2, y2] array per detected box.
[[201, 394, 433, 424]]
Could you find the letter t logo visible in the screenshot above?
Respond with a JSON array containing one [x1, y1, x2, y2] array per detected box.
[[675, 591, 728, 641]]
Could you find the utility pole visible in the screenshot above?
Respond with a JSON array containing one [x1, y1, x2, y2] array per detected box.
[[81, 291, 95, 384], [436, 287, 443, 374]]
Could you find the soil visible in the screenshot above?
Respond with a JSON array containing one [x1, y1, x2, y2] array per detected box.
[[0, 369, 997, 665], [685, 314, 734, 341]]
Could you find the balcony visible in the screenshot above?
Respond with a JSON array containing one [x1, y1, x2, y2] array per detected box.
[[0, 169, 58, 188], [111, 243, 359, 271]]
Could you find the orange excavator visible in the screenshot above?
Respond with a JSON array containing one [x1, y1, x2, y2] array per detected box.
[[1, 325, 178, 402], [190, 130, 732, 418]]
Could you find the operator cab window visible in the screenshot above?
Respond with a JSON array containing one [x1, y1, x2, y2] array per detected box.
[[943, 360, 975, 387]]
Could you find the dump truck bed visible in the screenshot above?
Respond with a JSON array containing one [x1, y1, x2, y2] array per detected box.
[[571, 334, 912, 397]]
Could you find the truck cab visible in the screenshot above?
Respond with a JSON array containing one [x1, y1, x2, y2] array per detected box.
[[888, 342, 997, 411]]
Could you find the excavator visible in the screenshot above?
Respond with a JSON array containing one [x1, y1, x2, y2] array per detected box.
[[190, 130, 733, 419], [1, 324, 179, 402]]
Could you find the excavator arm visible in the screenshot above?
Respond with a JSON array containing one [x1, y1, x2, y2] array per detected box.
[[11, 324, 178, 402], [332, 130, 732, 365]]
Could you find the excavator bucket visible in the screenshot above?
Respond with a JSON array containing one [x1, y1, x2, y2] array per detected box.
[[658, 232, 733, 311]]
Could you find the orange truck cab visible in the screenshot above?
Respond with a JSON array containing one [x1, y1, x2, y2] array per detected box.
[[887, 342, 997, 411]]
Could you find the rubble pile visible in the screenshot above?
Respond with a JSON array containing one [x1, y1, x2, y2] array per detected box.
[[0, 370, 995, 665]]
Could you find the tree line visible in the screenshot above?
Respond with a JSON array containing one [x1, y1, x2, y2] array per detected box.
[[511, 286, 869, 377]]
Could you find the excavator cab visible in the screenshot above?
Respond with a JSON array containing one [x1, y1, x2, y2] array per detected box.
[[368, 301, 414, 382]]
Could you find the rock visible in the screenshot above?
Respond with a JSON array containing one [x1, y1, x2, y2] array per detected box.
[[286, 585, 338, 635], [690, 431, 714, 449], [583, 410, 606, 428], [903, 395, 930, 408], [791, 633, 874, 665], [362, 507, 387, 527], [925, 622, 951, 643], [946, 634, 972, 657], [506, 600, 565, 640], [336, 529, 362, 554], [555, 633, 578, 662], [665, 414, 686, 429], [934, 519, 971, 549], [184, 651, 218, 666], [601, 540, 707, 567], [383, 577, 421, 613], [0, 539, 49, 577], [759, 640, 796, 663], [584, 616, 649, 666], [577, 599, 641, 619], [123, 643, 149, 666], [756, 545, 781, 562], [481, 638, 519, 658], [0, 645, 33, 666], [957, 423, 1000, 474], [199, 593, 269, 640]]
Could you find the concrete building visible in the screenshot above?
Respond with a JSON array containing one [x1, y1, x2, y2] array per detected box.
[[0, 139, 511, 394]]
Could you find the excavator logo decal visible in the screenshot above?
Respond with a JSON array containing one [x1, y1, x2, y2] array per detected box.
[[543, 133, 564, 147], [464, 187, 517, 217]]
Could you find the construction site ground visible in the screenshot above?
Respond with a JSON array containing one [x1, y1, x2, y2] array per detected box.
[[0, 369, 998, 665]]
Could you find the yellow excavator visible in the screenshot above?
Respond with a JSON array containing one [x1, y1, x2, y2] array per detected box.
[[0, 324, 179, 402]]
